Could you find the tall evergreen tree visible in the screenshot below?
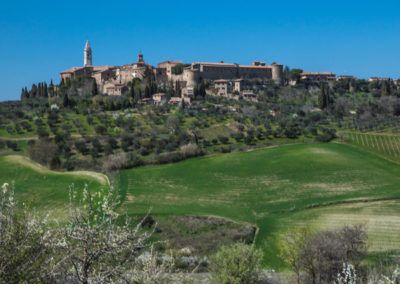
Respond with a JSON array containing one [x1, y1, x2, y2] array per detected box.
[[144, 85, 150, 98], [44, 82, 48, 97], [30, 84, 37, 98], [319, 84, 329, 109], [21, 88, 27, 100], [174, 81, 181, 97], [381, 81, 390, 96], [63, 94, 70, 108], [91, 80, 98, 96]]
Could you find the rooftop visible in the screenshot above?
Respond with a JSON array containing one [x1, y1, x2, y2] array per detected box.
[[60, 67, 83, 73], [301, 72, 336, 76]]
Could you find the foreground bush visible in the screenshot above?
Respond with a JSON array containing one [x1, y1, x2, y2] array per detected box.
[[280, 225, 367, 284], [0, 183, 55, 282], [210, 243, 263, 284]]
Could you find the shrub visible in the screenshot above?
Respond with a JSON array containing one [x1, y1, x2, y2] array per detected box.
[[6, 141, 19, 151], [154, 144, 204, 165], [75, 140, 89, 155], [49, 155, 61, 170], [179, 143, 202, 158], [37, 127, 50, 138], [102, 152, 128, 173], [315, 128, 336, 142], [28, 139, 57, 166], [0, 183, 54, 282], [218, 135, 229, 144], [209, 243, 263, 284]]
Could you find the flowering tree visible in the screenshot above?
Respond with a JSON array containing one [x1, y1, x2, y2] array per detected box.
[[0, 183, 56, 282], [336, 263, 357, 284], [57, 184, 152, 283]]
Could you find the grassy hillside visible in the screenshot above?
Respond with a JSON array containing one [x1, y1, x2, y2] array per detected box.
[[0, 154, 107, 219], [118, 143, 400, 268]]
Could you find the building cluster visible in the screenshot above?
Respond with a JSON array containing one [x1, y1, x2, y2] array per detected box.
[[60, 41, 284, 102], [59, 41, 398, 103]]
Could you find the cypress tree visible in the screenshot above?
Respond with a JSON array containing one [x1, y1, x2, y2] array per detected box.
[[30, 84, 37, 98], [319, 84, 328, 109], [381, 81, 390, 96], [130, 84, 135, 99], [44, 82, 48, 97], [63, 94, 69, 108], [144, 85, 150, 98], [91, 79, 98, 96], [21, 88, 26, 100]]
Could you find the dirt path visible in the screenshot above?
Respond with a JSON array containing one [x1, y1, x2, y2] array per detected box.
[[3, 155, 109, 186], [0, 134, 85, 141]]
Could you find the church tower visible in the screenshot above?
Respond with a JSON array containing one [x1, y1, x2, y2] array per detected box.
[[84, 40, 92, 67]]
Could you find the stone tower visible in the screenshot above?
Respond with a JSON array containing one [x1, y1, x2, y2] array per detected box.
[[271, 63, 283, 84], [84, 40, 92, 67]]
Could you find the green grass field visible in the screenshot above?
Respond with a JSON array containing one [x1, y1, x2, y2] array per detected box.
[[118, 143, 400, 268], [0, 154, 107, 219], [3, 141, 400, 269]]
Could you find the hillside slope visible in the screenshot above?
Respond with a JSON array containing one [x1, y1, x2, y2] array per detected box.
[[118, 143, 400, 267], [0, 154, 106, 219]]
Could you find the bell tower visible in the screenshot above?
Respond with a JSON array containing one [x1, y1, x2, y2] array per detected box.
[[84, 40, 92, 67]]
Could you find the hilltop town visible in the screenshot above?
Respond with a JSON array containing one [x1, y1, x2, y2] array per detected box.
[[58, 40, 399, 105]]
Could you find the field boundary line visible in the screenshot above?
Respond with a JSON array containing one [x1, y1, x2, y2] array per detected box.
[[269, 197, 400, 215], [3, 154, 109, 186]]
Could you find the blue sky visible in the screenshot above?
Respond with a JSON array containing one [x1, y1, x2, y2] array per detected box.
[[0, 0, 399, 101]]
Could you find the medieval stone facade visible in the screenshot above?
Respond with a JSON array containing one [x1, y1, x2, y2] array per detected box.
[[60, 41, 285, 96]]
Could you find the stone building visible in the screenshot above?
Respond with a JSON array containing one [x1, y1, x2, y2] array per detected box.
[[116, 54, 155, 84], [337, 75, 357, 81], [368, 77, 391, 82], [60, 41, 284, 97], [152, 93, 170, 105], [103, 83, 127, 96], [214, 79, 232, 97], [84, 40, 92, 67], [234, 79, 243, 93], [186, 61, 283, 84], [300, 72, 336, 83], [181, 86, 194, 98], [155, 60, 283, 87]]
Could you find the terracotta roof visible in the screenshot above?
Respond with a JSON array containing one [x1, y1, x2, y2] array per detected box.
[[152, 93, 168, 97], [369, 77, 390, 80], [60, 67, 83, 73], [158, 60, 183, 66], [214, 79, 229, 83], [301, 72, 335, 76], [239, 65, 271, 69], [192, 62, 238, 68], [92, 65, 115, 72], [337, 75, 357, 79]]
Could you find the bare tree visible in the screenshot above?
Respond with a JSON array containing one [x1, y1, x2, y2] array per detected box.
[[299, 225, 367, 284]]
